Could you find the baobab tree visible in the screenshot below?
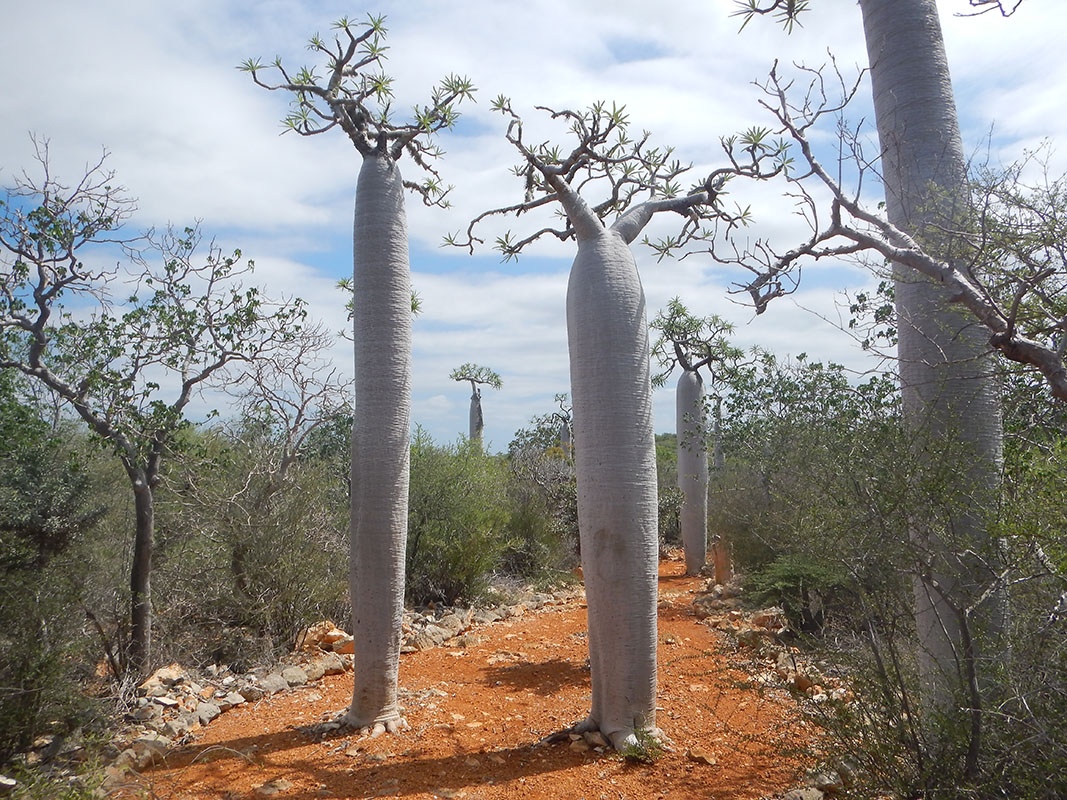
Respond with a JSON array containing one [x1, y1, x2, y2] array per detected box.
[[0, 142, 304, 677], [449, 362, 502, 445], [651, 298, 741, 576], [731, 0, 1065, 768], [456, 98, 788, 750], [242, 15, 473, 734]]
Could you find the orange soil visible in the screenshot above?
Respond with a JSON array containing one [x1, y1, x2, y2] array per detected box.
[[130, 557, 810, 800]]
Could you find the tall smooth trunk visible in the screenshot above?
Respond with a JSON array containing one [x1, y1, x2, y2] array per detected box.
[[128, 479, 154, 676], [860, 0, 1004, 713], [347, 153, 412, 730], [676, 369, 709, 575], [468, 390, 483, 445], [567, 228, 659, 749]]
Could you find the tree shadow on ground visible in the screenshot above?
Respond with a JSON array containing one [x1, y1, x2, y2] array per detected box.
[[480, 656, 589, 696], [143, 727, 619, 800]]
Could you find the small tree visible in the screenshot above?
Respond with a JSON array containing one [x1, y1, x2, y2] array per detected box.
[[449, 362, 502, 445], [0, 142, 305, 677], [168, 323, 350, 635], [456, 98, 788, 749], [651, 298, 742, 576], [243, 15, 473, 734]]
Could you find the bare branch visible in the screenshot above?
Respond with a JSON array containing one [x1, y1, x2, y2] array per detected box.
[[722, 62, 1067, 401], [453, 97, 789, 260]]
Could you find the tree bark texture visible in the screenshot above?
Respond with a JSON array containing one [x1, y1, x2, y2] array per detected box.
[[860, 0, 1005, 711], [469, 389, 483, 445], [567, 228, 659, 749], [128, 477, 154, 676], [347, 153, 412, 730], [676, 369, 709, 576]]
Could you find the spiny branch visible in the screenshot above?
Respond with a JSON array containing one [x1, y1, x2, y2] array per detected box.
[[451, 97, 790, 259], [241, 14, 474, 208]]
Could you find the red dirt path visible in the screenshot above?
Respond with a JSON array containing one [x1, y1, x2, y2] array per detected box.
[[131, 557, 809, 799]]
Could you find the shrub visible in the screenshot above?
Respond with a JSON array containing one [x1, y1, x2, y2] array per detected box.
[[0, 378, 105, 762], [407, 429, 512, 605]]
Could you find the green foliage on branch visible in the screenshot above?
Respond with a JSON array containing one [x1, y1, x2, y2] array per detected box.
[[242, 14, 475, 206], [449, 362, 503, 390]]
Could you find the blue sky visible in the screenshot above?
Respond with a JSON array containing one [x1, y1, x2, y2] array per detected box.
[[2, 0, 1062, 451]]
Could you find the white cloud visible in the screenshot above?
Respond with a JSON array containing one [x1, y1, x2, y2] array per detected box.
[[2, 0, 1060, 449]]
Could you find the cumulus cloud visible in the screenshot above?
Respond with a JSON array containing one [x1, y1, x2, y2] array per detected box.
[[2, 0, 1058, 449]]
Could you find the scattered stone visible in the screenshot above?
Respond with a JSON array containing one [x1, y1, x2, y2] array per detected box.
[[196, 702, 222, 726], [241, 683, 269, 701], [138, 664, 185, 694], [409, 627, 451, 651], [687, 747, 717, 766], [218, 691, 247, 711], [152, 695, 179, 708], [255, 777, 295, 797], [569, 739, 591, 752], [318, 651, 346, 675], [751, 607, 788, 631], [296, 620, 345, 651], [582, 730, 609, 749], [471, 608, 501, 625], [436, 611, 470, 636], [488, 754, 506, 765], [332, 637, 355, 655], [735, 627, 773, 649], [127, 705, 162, 722], [281, 666, 308, 687], [833, 758, 859, 788], [125, 733, 173, 769], [692, 594, 722, 619], [259, 673, 290, 695], [163, 712, 197, 740], [303, 660, 326, 682], [782, 789, 824, 800], [0, 775, 17, 795], [451, 634, 484, 648], [813, 771, 843, 794]]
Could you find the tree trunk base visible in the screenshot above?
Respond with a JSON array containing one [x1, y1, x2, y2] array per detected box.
[[340, 708, 408, 738], [540, 716, 667, 755]]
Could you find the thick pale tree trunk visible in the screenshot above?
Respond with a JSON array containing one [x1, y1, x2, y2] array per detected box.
[[347, 153, 412, 731], [676, 369, 709, 575], [567, 227, 659, 750], [128, 478, 154, 676], [468, 389, 483, 444], [860, 0, 1004, 716]]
